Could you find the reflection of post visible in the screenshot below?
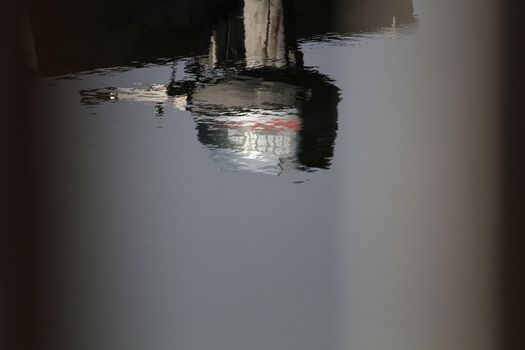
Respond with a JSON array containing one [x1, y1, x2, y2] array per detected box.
[[244, 0, 286, 68], [209, 32, 218, 69]]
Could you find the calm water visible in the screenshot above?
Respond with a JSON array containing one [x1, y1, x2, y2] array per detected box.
[[33, 0, 500, 349]]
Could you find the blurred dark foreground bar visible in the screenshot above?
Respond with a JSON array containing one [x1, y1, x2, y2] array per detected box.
[[502, 0, 525, 349]]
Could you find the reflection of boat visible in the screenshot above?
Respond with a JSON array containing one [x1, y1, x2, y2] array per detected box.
[[79, 0, 342, 176], [188, 77, 316, 175], [76, 0, 414, 176], [163, 0, 340, 175], [173, 67, 340, 174]]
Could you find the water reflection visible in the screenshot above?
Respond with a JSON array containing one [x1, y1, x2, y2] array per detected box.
[[77, 0, 414, 176], [28, 1, 504, 348]]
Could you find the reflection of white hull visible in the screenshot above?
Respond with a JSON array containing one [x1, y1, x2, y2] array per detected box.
[[226, 127, 297, 156], [210, 148, 292, 176], [188, 75, 303, 174], [211, 127, 298, 175], [191, 103, 302, 175]]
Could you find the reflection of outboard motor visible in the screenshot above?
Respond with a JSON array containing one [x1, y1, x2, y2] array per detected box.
[[168, 0, 340, 175]]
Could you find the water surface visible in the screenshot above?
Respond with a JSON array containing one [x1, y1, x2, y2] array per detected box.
[[32, 0, 500, 349]]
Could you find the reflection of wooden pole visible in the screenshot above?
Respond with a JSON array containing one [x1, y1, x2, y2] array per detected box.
[[19, 10, 38, 76], [244, 0, 286, 68]]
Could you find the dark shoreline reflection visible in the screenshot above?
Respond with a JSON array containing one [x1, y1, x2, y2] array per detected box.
[[73, 0, 414, 176], [30, 0, 416, 75]]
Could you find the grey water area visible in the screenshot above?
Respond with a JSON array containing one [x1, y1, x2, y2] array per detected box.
[[33, 0, 501, 349]]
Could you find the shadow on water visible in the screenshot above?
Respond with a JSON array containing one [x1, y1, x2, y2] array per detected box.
[[32, 0, 415, 176]]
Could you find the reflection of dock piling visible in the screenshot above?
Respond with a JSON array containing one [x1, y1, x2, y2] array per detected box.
[[19, 9, 38, 76], [244, 0, 287, 69]]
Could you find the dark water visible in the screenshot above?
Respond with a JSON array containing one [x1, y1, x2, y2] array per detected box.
[[31, 0, 501, 349]]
